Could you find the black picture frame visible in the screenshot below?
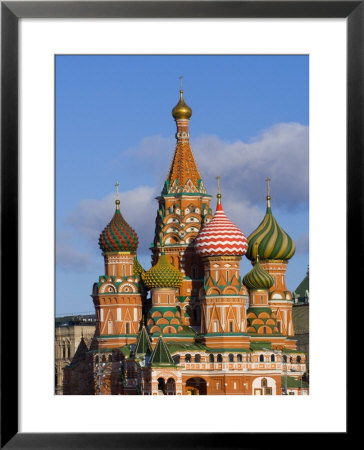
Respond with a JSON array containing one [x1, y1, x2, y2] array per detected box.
[[1, 1, 355, 448]]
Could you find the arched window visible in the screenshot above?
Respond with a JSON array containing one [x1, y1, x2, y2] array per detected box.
[[283, 355, 287, 363], [126, 323, 130, 334], [195, 354, 201, 363], [259, 354, 264, 362], [209, 354, 215, 363], [297, 356, 301, 363], [157, 378, 166, 394], [237, 354, 242, 362], [261, 378, 268, 387], [271, 354, 275, 362], [95, 356, 99, 364], [217, 354, 223, 363], [185, 354, 191, 363], [228, 354, 234, 362], [263, 327, 267, 334], [173, 355, 180, 364], [108, 354, 112, 362]]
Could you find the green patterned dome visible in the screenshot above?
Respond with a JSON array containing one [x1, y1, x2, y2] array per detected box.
[[246, 196, 295, 261], [243, 260, 274, 290], [133, 257, 145, 278], [142, 252, 183, 289]]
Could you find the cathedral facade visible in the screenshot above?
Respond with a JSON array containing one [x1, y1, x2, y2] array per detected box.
[[63, 89, 308, 396]]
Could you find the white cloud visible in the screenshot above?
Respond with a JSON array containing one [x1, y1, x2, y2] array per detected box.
[[56, 238, 94, 272], [192, 123, 308, 208], [59, 122, 308, 272], [117, 122, 309, 209], [64, 185, 158, 265]]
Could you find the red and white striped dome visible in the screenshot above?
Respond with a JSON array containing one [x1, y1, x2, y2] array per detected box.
[[195, 202, 248, 256]]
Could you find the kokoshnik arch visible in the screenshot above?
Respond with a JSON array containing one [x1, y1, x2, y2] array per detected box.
[[63, 85, 308, 396]]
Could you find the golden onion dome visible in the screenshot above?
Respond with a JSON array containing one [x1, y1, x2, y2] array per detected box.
[[172, 90, 192, 120], [142, 251, 183, 289]]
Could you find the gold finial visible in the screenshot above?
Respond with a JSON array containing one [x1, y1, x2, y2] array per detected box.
[[265, 177, 271, 207], [172, 76, 192, 120], [115, 181, 120, 209], [216, 175, 222, 204]]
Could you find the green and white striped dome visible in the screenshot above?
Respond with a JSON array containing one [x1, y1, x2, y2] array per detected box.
[[243, 260, 274, 290], [246, 197, 295, 261]]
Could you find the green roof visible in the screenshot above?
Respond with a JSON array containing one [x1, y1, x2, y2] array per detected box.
[[149, 337, 176, 366], [120, 346, 131, 357], [282, 348, 304, 354], [134, 326, 152, 356], [206, 348, 250, 353], [167, 341, 207, 354], [292, 304, 309, 334], [283, 376, 309, 388], [176, 325, 197, 335], [250, 341, 272, 350], [148, 306, 179, 314], [294, 272, 309, 298]]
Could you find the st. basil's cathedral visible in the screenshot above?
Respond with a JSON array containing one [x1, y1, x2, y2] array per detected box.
[[63, 87, 308, 396]]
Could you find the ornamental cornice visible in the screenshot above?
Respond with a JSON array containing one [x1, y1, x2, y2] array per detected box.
[[102, 251, 135, 256], [202, 256, 242, 262]]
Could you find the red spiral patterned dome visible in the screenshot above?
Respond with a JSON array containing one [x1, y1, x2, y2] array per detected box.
[[99, 204, 139, 253], [195, 202, 248, 256]]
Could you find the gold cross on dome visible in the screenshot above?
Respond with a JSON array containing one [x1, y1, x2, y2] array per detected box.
[[115, 181, 119, 200], [179, 75, 183, 90], [265, 177, 271, 196]]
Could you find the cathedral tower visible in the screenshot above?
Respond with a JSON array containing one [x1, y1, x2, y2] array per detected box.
[[151, 81, 212, 326], [246, 179, 296, 336], [195, 180, 250, 349], [142, 247, 185, 338], [92, 184, 145, 349]]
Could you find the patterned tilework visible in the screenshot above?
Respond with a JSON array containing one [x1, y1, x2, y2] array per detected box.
[[195, 203, 248, 256], [99, 207, 139, 253]]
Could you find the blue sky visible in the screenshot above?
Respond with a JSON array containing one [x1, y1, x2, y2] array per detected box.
[[56, 55, 309, 316]]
